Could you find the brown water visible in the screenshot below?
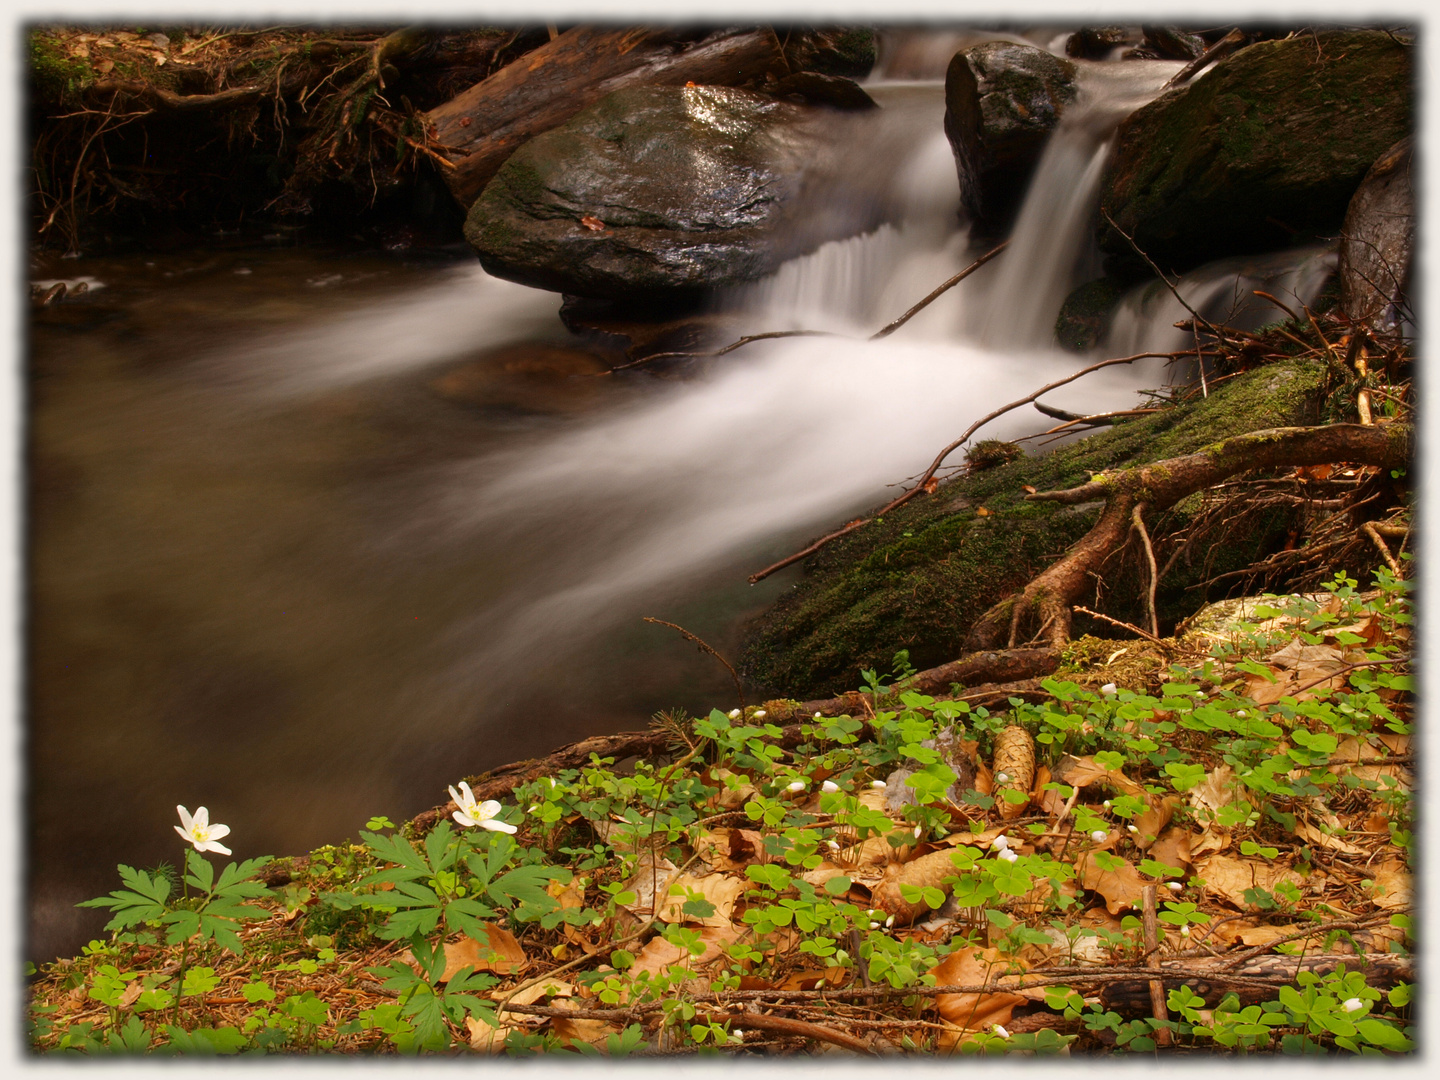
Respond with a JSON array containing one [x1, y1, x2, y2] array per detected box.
[[27, 244, 788, 961]]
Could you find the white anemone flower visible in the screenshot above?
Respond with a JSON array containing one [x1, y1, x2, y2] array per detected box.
[[175, 805, 232, 855], [449, 782, 518, 833], [821, 780, 840, 793]]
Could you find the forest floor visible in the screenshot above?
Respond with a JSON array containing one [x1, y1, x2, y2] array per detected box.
[[27, 567, 1413, 1058]]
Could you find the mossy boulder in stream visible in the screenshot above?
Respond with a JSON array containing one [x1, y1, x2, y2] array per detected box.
[[1098, 30, 1413, 274], [741, 361, 1325, 699], [944, 42, 1079, 231]]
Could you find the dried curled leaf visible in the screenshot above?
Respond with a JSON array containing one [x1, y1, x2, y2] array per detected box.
[[869, 848, 958, 925], [993, 725, 1035, 821]]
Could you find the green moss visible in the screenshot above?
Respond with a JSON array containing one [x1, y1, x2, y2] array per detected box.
[[1054, 277, 1128, 352], [29, 30, 93, 105], [740, 360, 1327, 698]]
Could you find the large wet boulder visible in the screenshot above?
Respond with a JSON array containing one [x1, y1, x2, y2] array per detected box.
[[465, 85, 824, 300], [944, 41, 1079, 231], [1338, 137, 1413, 334], [1099, 30, 1413, 275]]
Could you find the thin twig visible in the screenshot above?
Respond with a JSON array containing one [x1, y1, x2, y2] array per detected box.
[[605, 331, 838, 373], [869, 240, 1009, 339], [748, 351, 1185, 584], [642, 618, 745, 711], [1071, 605, 1168, 648], [1130, 503, 1159, 637]]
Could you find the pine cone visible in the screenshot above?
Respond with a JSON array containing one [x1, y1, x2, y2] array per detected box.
[[993, 726, 1036, 821]]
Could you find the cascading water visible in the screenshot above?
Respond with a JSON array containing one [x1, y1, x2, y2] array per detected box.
[[1104, 245, 1340, 356], [28, 44, 1324, 962]]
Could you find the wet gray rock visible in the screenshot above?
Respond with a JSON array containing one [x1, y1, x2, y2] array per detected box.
[[1099, 31, 1413, 275], [943, 41, 1078, 231], [1065, 27, 1136, 59], [465, 85, 826, 301], [1338, 137, 1413, 334]]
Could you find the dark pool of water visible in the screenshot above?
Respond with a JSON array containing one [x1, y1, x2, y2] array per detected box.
[[26, 243, 793, 961]]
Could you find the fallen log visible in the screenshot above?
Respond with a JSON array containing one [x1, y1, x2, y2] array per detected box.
[[966, 423, 1411, 650], [1098, 952, 1412, 1012], [424, 26, 790, 208]]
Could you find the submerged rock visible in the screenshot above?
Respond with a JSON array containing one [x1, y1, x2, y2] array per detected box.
[[1054, 276, 1128, 352], [1099, 30, 1413, 275], [943, 41, 1078, 231], [1338, 136, 1413, 334], [465, 85, 826, 300]]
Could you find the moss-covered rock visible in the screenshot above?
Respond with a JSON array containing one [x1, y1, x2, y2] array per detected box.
[[944, 41, 1078, 230], [1099, 30, 1413, 274], [1054, 276, 1129, 352], [740, 360, 1326, 699]]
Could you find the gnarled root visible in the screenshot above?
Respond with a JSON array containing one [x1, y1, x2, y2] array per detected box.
[[966, 423, 1410, 651]]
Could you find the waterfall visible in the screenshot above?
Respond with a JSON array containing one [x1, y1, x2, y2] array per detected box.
[[1105, 245, 1340, 355]]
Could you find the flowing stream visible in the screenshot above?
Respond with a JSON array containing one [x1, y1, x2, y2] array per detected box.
[[27, 53, 1334, 961]]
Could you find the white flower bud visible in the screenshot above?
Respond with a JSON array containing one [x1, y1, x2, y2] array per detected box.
[[527, 805, 539, 813], [993, 1025, 1010, 1039], [729, 709, 741, 719], [1103, 800, 1112, 808], [814, 712, 823, 719], [1342, 998, 1364, 1013], [827, 840, 841, 851], [1100, 683, 1117, 695], [1166, 881, 1183, 892], [990, 835, 1011, 850], [1090, 830, 1107, 842], [995, 772, 1010, 783], [821, 780, 840, 793], [1127, 824, 1139, 834], [787, 780, 806, 793], [1180, 924, 1190, 937], [754, 710, 766, 719], [913, 825, 923, 838], [1236, 710, 1247, 717], [999, 848, 1019, 863], [870, 780, 887, 789], [869, 921, 881, 930], [885, 915, 895, 928]]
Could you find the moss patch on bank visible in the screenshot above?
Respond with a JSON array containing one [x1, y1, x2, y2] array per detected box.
[[740, 360, 1326, 699]]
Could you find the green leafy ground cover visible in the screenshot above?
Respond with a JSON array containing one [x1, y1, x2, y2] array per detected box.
[[28, 569, 1412, 1057]]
